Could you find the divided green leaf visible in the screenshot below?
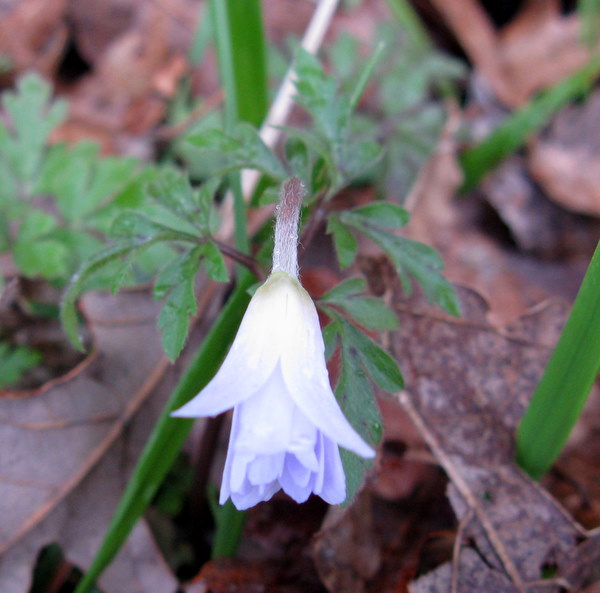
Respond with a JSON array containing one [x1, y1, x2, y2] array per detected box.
[[61, 237, 174, 349], [187, 123, 287, 181], [199, 241, 229, 283], [321, 277, 399, 331], [37, 142, 139, 222], [337, 206, 460, 317], [290, 48, 383, 193], [0, 72, 67, 183], [326, 215, 358, 269], [322, 308, 402, 502], [155, 248, 203, 361]]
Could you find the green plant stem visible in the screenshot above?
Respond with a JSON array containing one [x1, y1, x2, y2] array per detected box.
[[73, 272, 254, 593], [212, 500, 248, 558], [459, 56, 600, 193], [516, 241, 600, 479]]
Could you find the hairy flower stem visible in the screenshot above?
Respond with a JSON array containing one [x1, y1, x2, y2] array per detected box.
[[272, 177, 305, 278]]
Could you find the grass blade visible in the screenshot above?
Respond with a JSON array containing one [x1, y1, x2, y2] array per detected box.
[[516, 241, 600, 479], [209, 0, 268, 128], [73, 272, 254, 593], [459, 56, 600, 193]]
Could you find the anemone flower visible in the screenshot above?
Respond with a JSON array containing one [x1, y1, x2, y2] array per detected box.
[[172, 179, 374, 509]]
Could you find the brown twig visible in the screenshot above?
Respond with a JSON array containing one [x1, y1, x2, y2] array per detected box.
[[451, 509, 474, 593], [212, 239, 266, 282], [397, 391, 526, 591]]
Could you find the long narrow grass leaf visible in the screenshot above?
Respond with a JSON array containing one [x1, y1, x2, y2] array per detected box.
[[73, 272, 254, 593], [459, 56, 600, 193], [209, 0, 268, 128], [516, 241, 600, 479]]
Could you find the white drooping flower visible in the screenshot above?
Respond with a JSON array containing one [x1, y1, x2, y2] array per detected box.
[[172, 178, 374, 510]]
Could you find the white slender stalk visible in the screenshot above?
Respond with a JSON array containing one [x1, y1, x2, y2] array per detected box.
[[254, 0, 340, 157], [272, 178, 305, 277], [217, 0, 340, 241]]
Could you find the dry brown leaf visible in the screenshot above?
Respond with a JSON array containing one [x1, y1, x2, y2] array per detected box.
[[0, 0, 68, 78], [528, 89, 600, 217], [389, 283, 599, 592], [499, 0, 589, 106], [0, 282, 222, 592], [479, 158, 578, 255], [66, 0, 141, 65], [313, 495, 382, 593], [0, 290, 167, 557], [0, 289, 178, 591], [0, 413, 180, 593], [312, 474, 453, 593], [429, 0, 591, 107], [427, 0, 515, 105], [55, 0, 192, 152], [404, 106, 595, 325]]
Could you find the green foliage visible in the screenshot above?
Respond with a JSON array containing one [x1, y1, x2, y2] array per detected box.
[[0, 72, 147, 286], [156, 248, 203, 361], [187, 124, 287, 181], [321, 303, 402, 501], [181, 46, 385, 201], [320, 276, 399, 331], [72, 272, 255, 593], [210, 0, 268, 127], [325, 21, 464, 201], [579, 0, 600, 48], [328, 202, 460, 316], [517, 240, 600, 479], [0, 341, 41, 389], [289, 48, 383, 194], [0, 72, 67, 185], [61, 169, 229, 360], [151, 454, 195, 517], [320, 278, 402, 501]]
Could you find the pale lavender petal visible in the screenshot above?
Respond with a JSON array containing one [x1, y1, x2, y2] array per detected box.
[[219, 408, 242, 505], [230, 480, 279, 510], [287, 407, 319, 471], [313, 432, 326, 494], [230, 451, 253, 492], [279, 282, 374, 458], [172, 279, 289, 418], [234, 365, 295, 454], [286, 453, 313, 487], [280, 454, 313, 503], [248, 453, 285, 485], [315, 433, 346, 505]]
